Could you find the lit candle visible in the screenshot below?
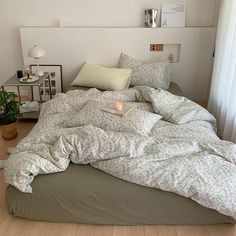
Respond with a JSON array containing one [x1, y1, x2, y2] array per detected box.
[[115, 101, 123, 111]]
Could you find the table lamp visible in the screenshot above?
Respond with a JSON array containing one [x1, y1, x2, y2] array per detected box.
[[28, 45, 46, 76]]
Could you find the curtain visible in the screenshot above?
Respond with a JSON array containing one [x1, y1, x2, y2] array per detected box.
[[208, 0, 236, 143]]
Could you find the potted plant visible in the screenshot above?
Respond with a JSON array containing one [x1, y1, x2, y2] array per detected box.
[[0, 87, 21, 140]]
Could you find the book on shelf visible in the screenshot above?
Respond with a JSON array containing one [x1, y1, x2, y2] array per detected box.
[[161, 3, 185, 28], [20, 101, 40, 113]]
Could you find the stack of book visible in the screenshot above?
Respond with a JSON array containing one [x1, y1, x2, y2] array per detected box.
[[20, 101, 40, 113]]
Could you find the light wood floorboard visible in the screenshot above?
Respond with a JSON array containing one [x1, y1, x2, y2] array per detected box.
[[0, 121, 235, 236]]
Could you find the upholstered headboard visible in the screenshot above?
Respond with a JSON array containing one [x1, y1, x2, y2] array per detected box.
[[20, 27, 215, 100]]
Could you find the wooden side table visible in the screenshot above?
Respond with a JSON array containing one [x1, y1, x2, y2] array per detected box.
[[2, 73, 51, 119]]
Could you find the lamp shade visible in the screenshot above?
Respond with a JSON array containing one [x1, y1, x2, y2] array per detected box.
[[28, 45, 46, 59]]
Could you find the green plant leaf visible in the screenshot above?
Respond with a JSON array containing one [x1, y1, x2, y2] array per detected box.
[[0, 87, 21, 125]]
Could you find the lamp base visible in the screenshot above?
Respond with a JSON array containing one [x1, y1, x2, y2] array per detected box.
[[35, 70, 44, 76]]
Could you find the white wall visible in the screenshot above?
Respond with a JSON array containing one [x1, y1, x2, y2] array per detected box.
[[0, 0, 221, 99]]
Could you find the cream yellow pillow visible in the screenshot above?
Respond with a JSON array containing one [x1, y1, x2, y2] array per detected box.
[[71, 62, 132, 91]]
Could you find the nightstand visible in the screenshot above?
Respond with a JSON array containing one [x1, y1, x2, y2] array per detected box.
[[2, 73, 52, 119]]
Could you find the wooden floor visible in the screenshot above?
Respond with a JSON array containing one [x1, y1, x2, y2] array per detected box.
[[0, 121, 235, 236]]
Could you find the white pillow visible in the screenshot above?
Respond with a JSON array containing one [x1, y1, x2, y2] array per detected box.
[[66, 101, 162, 136], [71, 62, 132, 91], [119, 53, 171, 89]]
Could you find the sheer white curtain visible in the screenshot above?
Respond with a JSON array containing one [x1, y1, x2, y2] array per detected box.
[[208, 0, 236, 143]]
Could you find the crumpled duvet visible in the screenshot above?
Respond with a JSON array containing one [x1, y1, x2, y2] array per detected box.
[[1, 86, 236, 219]]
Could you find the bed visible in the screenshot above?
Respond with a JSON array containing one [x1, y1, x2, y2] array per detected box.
[[4, 82, 236, 225]]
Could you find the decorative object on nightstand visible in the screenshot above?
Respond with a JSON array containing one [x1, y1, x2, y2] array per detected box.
[[17, 70, 23, 78], [0, 87, 21, 140], [28, 45, 46, 76], [19, 76, 39, 83], [2, 72, 51, 119], [19, 67, 39, 83], [24, 66, 31, 78], [30, 65, 63, 102]]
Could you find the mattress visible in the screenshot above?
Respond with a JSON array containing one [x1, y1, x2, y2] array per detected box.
[[6, 164, 235, 225], [67, 82, 185, 96]]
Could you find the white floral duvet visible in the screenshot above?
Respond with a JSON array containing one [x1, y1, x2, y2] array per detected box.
[[1, 86, 236, 219]]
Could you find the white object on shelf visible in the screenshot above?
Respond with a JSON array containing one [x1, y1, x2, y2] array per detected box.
[[168, 53, 175, 63], [161, 4, 185, 28], [20, 101, 40, 113], [59, 20, 64, 28]]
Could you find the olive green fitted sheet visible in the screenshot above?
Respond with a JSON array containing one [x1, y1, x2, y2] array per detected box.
[[6, 164, 235, 225]]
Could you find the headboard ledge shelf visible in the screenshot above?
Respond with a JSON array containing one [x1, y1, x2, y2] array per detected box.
[[20, 27, 215, 100]]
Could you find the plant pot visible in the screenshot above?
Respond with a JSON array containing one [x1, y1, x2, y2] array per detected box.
[[0, 122, 17, 140]]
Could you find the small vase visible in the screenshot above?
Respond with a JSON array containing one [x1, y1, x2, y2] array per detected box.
[[144, 9, 158, 28], [0, 122, 17, 140]]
